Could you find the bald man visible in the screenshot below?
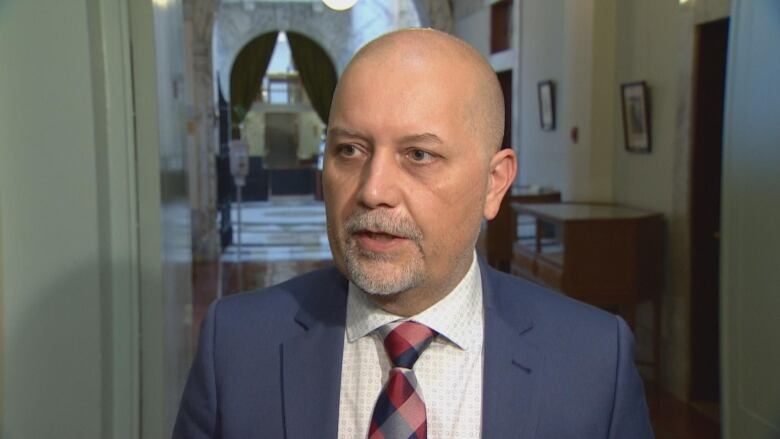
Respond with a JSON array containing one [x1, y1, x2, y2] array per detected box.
[[173, 29, 653, 439]]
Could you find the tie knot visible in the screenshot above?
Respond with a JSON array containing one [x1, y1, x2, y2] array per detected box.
[[379, 321, 436, 369]]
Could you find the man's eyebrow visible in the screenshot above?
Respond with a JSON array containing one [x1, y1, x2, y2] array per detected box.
[[326, 128, 443, 145], [326, 127, 369, 141], [398, 132, 444, 145]]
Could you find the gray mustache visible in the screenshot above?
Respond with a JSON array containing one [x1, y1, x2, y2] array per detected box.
[[344, 210, 423, 242]]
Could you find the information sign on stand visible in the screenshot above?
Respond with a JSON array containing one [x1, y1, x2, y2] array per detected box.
[[229, 140, 250, 292]]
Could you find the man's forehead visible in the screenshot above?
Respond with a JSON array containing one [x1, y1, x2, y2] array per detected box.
[[329, 94, 468, 147], [328, 29, 505, 154], [333, 54, 474, 122]]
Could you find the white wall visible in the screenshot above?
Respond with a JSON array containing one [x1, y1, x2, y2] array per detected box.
[[612, 0, 730, 397], [517, 0, 567, 188], [514, 0, 732, 398], [129, 0, 194, 436], [0, 0, 137, 437], [0, 0, 193, 437], [0, 190, 4, 427], [609, 1, 691, 395], [720, 1, 780, 436], [517, 0, 614, 201], [452, 1, 490, 56], [612, 0, 680, 213], [517, 0, 728, 209], [452, 0, 616, 200]]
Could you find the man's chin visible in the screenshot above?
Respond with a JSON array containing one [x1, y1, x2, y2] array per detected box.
[[360, 287, 403, 297], [345, 257, 423, 296]]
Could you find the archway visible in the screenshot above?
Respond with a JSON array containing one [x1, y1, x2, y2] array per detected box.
[[217, 29, 341, 296], [209, 1, 425, 297], [228, 31, 338, 135], [223, 30, 337, 199]]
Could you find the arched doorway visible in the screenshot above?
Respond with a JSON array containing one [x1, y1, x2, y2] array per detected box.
[[207, 0, 424, 295], [221, 30, 336, 200], [217, 30, 337, 295]]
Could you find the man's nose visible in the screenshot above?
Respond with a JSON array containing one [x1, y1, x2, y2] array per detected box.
[[356, 149, 402, 209]]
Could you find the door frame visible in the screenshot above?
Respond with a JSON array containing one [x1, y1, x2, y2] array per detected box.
[[720, 0, 780, 436], [91, 0, 141, 437]]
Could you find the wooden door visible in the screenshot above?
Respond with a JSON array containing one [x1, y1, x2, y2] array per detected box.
[[690, 17, 729, 405]]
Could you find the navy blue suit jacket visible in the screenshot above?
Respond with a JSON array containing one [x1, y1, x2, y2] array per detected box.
[[173, 259, 653, 438]]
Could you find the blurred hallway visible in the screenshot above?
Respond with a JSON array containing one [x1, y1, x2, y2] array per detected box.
[[2, 0, 780, 438], [193, 197, 332, 335]]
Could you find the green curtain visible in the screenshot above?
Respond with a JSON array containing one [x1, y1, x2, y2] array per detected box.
[[287, 32, 338, 124], [230, 31, 278, 137]]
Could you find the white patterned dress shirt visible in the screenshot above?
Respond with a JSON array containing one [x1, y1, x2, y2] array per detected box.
[[337, 253, 484, 438]]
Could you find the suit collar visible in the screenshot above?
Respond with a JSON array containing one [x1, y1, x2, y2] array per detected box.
[[479, 257, 541, 438], [281, 268, 348, 439], [479, 256, 534, 338]]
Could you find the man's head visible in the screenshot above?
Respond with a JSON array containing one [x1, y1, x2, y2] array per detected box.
[[323, 29, 517, 315]]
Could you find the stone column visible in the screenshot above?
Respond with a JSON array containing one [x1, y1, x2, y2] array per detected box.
[[183, 0, 220, 261]]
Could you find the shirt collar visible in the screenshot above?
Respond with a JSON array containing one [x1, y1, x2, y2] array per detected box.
[[345, 252, 483, 351]]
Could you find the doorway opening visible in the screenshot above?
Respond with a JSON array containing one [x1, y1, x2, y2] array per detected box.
[[689, 17, 729, 422], [218, 31, 336, 296]]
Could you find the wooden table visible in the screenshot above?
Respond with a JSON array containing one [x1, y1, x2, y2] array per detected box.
[[510, 202, 664, 384], [484, 186, 561, 272]]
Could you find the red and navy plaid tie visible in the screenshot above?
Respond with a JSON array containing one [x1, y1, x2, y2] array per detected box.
[[368, 320, 437, 439]]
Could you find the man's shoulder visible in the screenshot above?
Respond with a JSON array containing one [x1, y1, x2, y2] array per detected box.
[[485, 268, 618, 336], [486, 268, 627, 374]]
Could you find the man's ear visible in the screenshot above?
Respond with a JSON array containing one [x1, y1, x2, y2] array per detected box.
[[483, 148, 517, 220]]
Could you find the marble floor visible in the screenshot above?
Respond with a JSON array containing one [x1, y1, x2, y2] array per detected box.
[[191, 197, 333, 340], [222, 197, 332, 262], [220, 196, 333, 295]]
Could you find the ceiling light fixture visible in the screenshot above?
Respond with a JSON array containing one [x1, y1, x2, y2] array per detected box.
[[322, 0, 358, 12]]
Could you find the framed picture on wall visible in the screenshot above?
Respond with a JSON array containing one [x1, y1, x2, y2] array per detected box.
[[621, 81, 651, 152], [538, 80, 556, 131]]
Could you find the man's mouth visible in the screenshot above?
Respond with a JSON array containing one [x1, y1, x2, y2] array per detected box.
[[358, 230, 403, 241], [353, 229, 409, 252], [343, 209, 423, 254]]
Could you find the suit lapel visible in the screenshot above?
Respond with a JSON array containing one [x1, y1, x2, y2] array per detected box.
[[480, 260, 542, 438], [281, 273, 348, 439]]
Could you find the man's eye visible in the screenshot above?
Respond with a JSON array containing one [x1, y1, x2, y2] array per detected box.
[[408, 149, 433, 163], [339, 144, 359, 157]]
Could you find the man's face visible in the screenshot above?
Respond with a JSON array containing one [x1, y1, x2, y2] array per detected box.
[[323, 55, 492, 301]]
